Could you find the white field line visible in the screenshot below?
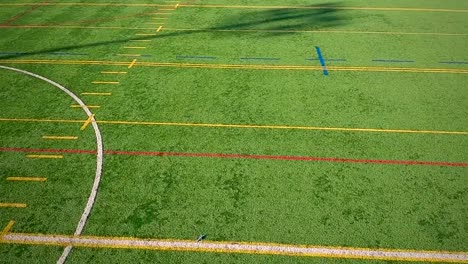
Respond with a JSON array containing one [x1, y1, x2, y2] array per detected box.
[[0, 66, 104, 264], [2, 233, 468, 263]]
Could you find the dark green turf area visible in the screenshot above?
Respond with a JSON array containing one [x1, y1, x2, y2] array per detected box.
[[0, 0, 467, 263]]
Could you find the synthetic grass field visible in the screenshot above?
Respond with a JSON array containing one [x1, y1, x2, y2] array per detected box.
[[0, 0, 467, 263]]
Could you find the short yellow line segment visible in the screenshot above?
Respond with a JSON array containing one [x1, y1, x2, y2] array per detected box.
[[0, 203, 26, 208], [0, 221, 16, 237], [80, 114, 95, 131], [7, 177, 47, 182], [42, 135, 78, 140], [71, 105, 100, 108], [81, 92, 112, 96], [157, 26, 163, 32], [100, 71, 127, 74], [92, 81, 119, 84], [123, 46, 147, 49], [26, 154, 63, 159], [128, 59, 137, 69]]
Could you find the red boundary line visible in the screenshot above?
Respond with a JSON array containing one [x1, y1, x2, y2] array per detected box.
[[1, 147, 467, 167], [0, 1, 52, 26]]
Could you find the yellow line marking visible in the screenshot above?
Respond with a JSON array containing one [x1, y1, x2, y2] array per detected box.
[[0, 3, 466, 12], [81, 92, 112, 96], [116, 53, 141, 57], [71, 105, 100, 108], [100, 71, 127, 74], [123, 46, 147, 49], [152, 18, 168, 20], [175, 3, 179, 8], [0, 117, 466, 135], [151, 13, 172, 15], [42, 135, 78, 140], [129, 39, 152, 42], [145, 23, 165, 25], [0, 203, 26, 208], [6, 177, 47, 182], [2, 25, 159, 30], [0, 221, 15, 237], [1, 59, 468, 74], [157, 26, 163, 32], [135, 33, 157, 36], [128, 59, 137, 69], [92, 81, 119, 84], [26, 154, 63, 159], [2, 232, 467, 263], [80, 114, 95, 131], [178, 4, 468, 13], [2, 25, 465, 36], [163, 27, 468, 37]]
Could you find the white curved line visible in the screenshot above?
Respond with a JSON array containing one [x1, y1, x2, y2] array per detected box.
[[0, 66, 103, 264]]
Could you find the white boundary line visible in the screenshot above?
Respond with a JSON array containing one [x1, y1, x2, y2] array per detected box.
[[0, 66, 104, 264]]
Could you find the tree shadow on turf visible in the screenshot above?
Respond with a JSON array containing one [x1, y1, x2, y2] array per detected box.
[[0, 3, 349, 59]]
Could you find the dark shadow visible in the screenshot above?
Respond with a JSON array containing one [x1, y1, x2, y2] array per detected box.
[[0, 3, 348, 60]]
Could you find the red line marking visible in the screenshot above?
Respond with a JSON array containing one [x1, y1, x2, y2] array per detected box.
[[0, 147, 467, 167], [1, 1, 52, 26]]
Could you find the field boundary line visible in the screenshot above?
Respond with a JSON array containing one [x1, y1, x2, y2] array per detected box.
[[1, 147, 467, 167], [0, 117, 467, 135], [1, 232, 467, 262], [0, 3, 467, 13], [1, 59, 468, 74], [0, 66, 104, 264], [1, 25, 467, 37]]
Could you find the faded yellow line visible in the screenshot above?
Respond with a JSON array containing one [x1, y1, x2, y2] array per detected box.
[[129, 39, 152, 42], [100, 71, 127, 74], [71, 104, 100, 108], [145, 23, 165, 25], [163, 27, 468, 37], [26, 154, 63, 159], [6, 177, 47, 182], [152, 18, 168, 20], [116, 53, 141, 57], [0, 117, 466, 135], [92, 81, 119, 84], [135, 33, 157, 36], [150, 12, 172, 15], [0, 203, 26, 208], [128, 59, 137, 69], [123, 46, 147, 49], [81, 92, 112, 96], [1, 25, 466, 36], [0, 221, 15, 237], [157, 26, 163, 32], [80, 114, 95, 131], [0, 25, 158, 30], [42, 135, 78, 140]]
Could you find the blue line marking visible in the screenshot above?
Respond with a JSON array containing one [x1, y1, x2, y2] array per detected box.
[[372, 59, 414, 63], [314, 46, 328, 76], [240, 57, 280, 61], [306, 58, 346, 62], [439, 61, 468, 64], [176, 55, 217, 59]]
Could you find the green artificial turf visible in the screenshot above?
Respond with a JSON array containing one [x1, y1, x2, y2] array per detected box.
[[0, 0, 467, 263]]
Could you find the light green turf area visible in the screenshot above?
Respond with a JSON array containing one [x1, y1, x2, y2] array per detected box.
[[0, 0, 467, 263]]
